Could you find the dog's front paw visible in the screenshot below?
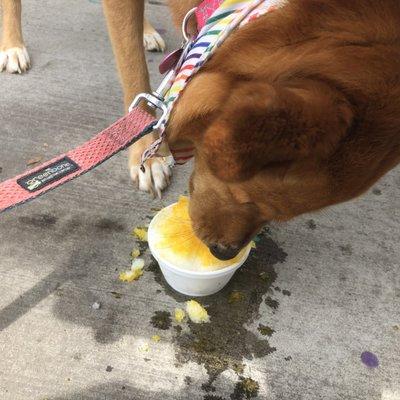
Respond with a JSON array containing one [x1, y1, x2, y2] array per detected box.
[[130, 157, 173, 198], [143, 31, 166, 52], [143, 19, 165, 52], [0, 45, 31, 73], [129, 135, 173, 198]]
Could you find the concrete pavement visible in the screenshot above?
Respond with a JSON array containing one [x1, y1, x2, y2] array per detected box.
[[0, 1, 399, 399]]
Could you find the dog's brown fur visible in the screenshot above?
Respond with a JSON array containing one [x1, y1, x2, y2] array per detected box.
[[0, 0, 22, 49], [3, 0, 400, 257], [166, 0, 400, 255]]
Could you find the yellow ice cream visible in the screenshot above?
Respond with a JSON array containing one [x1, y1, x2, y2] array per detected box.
[[174, 308, 186, 323], [186, 300, 210, 323], [119, 258, 145, 282], [151, 196, 248, 271]]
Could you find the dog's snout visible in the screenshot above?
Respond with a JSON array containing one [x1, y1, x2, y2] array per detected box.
[[209, 243, 241, 261]]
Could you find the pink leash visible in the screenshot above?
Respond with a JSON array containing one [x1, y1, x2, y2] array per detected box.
[[0, 107, 155, 214], [195, 0, 224, 27], [0, 0, 225, 215]]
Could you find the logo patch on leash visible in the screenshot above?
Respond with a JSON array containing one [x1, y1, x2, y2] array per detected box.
[[17, 157, 80, 192]]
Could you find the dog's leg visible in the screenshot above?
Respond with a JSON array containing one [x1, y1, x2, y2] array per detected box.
[[0, 0, 30, 73], [143, 17, 165, 52], [103, 0, 150, 108], [103, 0, 172, 197]]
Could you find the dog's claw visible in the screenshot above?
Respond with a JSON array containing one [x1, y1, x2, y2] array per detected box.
[[0, 46, 31, 73], [130, 157, 172, 198]]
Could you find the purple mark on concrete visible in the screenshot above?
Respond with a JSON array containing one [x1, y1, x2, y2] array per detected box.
[[361, 351, 379, 368]]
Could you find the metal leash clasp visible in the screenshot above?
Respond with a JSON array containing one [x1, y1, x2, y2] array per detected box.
[[128, 68, 174, 130], [128, 7, 196, 144], [128, 6, 196, 113]]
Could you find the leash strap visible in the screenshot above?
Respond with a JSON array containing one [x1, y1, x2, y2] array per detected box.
[[0, 0, 282, 215], [195, 0, 224, 28], [0, 107, 155, 214]]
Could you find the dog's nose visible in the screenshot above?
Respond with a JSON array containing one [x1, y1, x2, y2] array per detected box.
[[209, 243, 241, 260]]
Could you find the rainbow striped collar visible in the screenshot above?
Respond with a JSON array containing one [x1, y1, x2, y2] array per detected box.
[[141, 0, 284, 165]]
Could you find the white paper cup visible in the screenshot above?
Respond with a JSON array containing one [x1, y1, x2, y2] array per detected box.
[[148, 203, 252, 297]]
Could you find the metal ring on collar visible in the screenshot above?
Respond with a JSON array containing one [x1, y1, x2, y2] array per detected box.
[[182, 7, 197, 42]]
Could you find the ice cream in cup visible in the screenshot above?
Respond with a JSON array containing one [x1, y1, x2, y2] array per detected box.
[[148, 196, 252, 296]]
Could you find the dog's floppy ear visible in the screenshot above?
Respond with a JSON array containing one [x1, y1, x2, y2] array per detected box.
[[167, 72, 231, 145], [201, 80, 353, 182]]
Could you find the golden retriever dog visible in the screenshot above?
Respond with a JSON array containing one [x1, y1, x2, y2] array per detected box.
[[2, 0, 400, 260]]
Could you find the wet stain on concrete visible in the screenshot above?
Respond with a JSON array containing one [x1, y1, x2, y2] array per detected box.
[[137, 239, 150, 255], [18, 213, 57, 228], [282, 289, 291, 296], [174, 325, 183, 334], [94, 218, 125, 232], [265, 296, 279, 310], [94, 310, 118, 343], [184, 376, 192, 385], [62, 216, 126, 236], [257, 324, 274, 336], [306, 219, 317, 230], [259, 272, 270, 282], [202, 382, 217, 393], [230, 377, 260, 400], [228, 291, 245, 304], [372, 188, 382, 195], [148, 233, 287, 390], [339, 244, 353, 256], [151, 311, 172, 330]]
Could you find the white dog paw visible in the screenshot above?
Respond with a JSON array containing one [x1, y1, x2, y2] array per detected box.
[[0, 46, 31, 73], [130, 156, 173, 198], [143, 30, 166, 52]]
